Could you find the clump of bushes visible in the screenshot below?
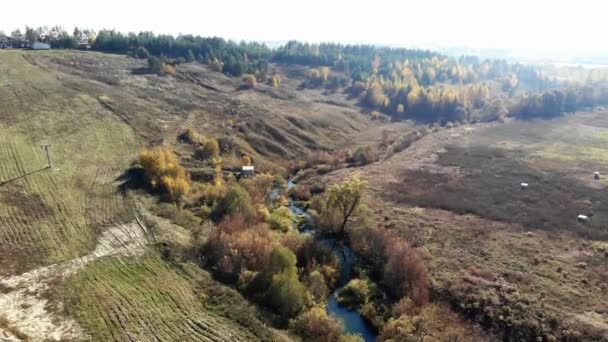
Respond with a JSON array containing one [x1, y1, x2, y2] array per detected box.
[[268, 206, 293, 232], [181, 128, 206, 145], [289, 184, 311, 201], [271, 74, 282, 87], [193, 138, 220, 160], [139, 147, 191, 203], [337, 278, 373, 308], [135, 46, 149, 59], [352, 227, 429, 306], [349, 145, 378, 166], [241, 74, 257, 88], [290, 307, 358, 342], [389, 131, 422, 154], [211, 184, 256, 222], [205, 212, 272, 281], [162, 63, 177, 75], [259, 245, 311, 319], [240, 173, 274, 204]]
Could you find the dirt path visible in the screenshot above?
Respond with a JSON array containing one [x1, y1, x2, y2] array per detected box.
[[0, 222, 150, 341]]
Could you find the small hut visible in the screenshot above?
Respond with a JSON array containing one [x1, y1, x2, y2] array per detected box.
[[594, 172, 600, 180], [242, 165, 255, 177], [520, 182, 528, 190], [577, 214, 589, 223]]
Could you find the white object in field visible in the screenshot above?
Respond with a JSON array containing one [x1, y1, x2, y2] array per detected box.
[[594, 172, 600, 180], [242, 165, 255, 176], [520, 182, 528, 189], [577, 214, 589, 223]]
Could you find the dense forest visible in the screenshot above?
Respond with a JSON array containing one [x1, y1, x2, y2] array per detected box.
[[3, 26, 608, 123]]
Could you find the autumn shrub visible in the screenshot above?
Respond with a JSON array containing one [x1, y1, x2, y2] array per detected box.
[[242, 154, 252, 166], [305, 271, 329, 302], [203, 138, 220, 157], [384, 241, 430, 306], [242, 74, 257, 88], [260, 245, 311, 319], [211, 184, 256, 222], [290, 307, 344, 342], [271, 74, 282, 87], [378, 315, 415, 341], [162, 63, 177, 75], [205, 212, 272, 281], [353, 227, 430, 306], [241, 173, 274, 204], [268, 206, 293, 232], [349, 145, 377, 166], [208, 57, 223, 72], [181, 128, 206, 145], [390, 131, 420, 154], [337, 278, 373, 307], [289, 184, 311, 201], [139, 147, 191, 203]]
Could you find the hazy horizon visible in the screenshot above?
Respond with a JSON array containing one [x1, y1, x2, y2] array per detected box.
[[2, 0, 607, 61]]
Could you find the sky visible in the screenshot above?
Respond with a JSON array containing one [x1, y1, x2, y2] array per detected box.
[[1, 0, 606, 58]]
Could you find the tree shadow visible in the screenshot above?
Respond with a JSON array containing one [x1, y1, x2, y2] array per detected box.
[[115, 167, 146, 194], [0, 167, 49, 187], [131, 67, 152, 75]]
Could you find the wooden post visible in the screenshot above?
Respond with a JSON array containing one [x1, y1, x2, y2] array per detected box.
[[41, 144, 52, 169]]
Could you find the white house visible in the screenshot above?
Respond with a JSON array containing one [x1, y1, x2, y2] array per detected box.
[[577, 214, 589, 223], [242, 165, 255, 177], [32, 42, 50, 50]]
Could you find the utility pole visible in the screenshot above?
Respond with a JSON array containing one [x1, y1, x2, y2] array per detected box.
[[41, 144, 52, 169]]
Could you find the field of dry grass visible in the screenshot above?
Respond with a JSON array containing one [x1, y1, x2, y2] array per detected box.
[[318, 112, 608, 340]]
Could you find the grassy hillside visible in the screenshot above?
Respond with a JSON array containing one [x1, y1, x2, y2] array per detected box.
[[63, 255, 279, 341], [0, 50, 138, 274], [0, 49, 371, 341]]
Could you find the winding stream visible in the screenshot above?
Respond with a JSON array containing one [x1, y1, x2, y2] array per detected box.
[[286, 180, 376, 341]]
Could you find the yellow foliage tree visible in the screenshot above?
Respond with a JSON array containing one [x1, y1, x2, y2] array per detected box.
[[271, 74, 282, 87], [242, 155, 252, 166], [139, 147, 191, 203], [326, 174, 367, 235], [320, 67, 330, 81], [242, 74, 257, 88]]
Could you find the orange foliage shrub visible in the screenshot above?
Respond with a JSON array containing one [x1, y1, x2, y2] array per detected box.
[[353, 227, 429, 306], [205, 212, 272, 280], [162, 64, 177, 75]]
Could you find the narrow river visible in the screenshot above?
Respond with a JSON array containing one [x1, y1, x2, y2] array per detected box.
[[287, 180, 376, 341]]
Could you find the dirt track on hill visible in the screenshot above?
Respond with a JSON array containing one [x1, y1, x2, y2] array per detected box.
[[0, 222, 150, 341]]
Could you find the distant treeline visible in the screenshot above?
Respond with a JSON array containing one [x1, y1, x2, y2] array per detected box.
[[89, 33, 608, 122], [4, 26, 608, 123]]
